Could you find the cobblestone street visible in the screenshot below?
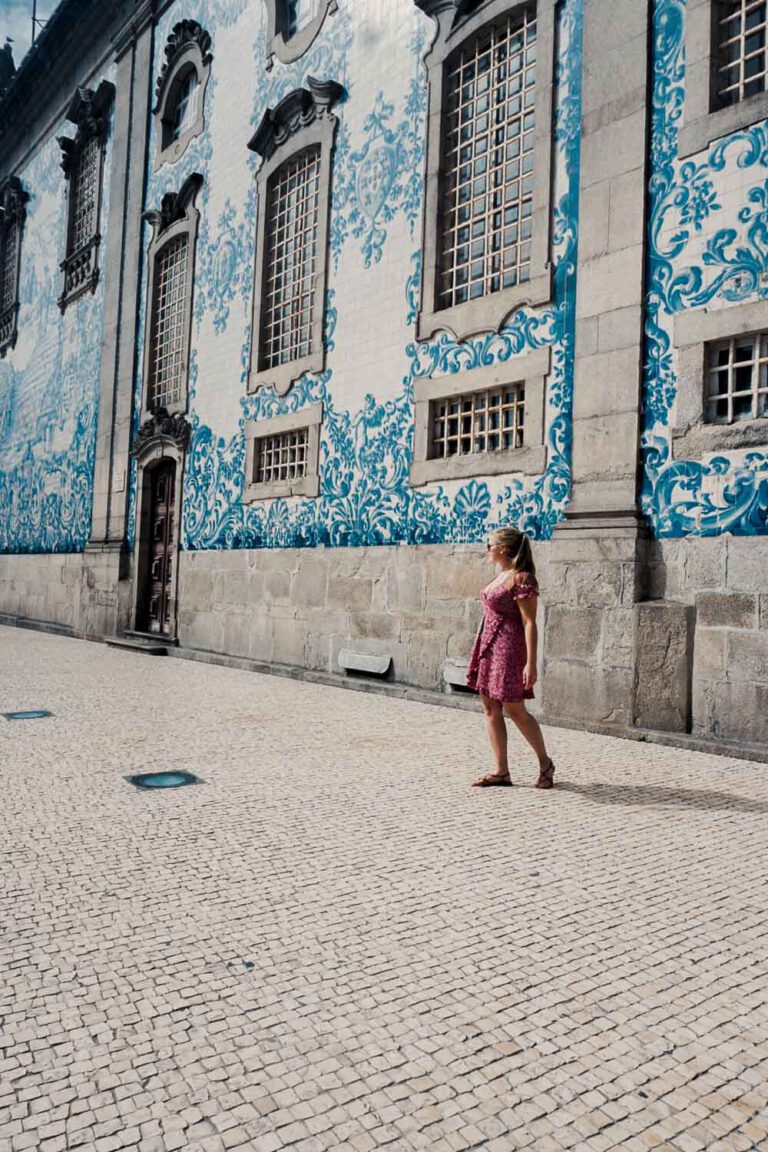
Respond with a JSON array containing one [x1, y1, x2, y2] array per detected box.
[[2, 625, 768, 1152]]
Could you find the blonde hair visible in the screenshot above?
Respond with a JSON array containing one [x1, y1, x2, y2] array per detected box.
[[489, 527, 537, 584]]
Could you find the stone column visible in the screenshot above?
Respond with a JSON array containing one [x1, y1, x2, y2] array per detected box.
[[87, 2, 155, 563], [541, 0, 652, 730]]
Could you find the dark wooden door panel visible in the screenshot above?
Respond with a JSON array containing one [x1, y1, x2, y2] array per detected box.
[[143, 462, 175, 635]]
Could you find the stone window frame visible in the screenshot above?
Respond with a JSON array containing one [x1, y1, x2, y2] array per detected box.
[[57, 80, 114, 312], [415, 0, 557, 343], [244, 402, 323, 501], [678, 0, 768, 158], [153, 20, 213, 171], [264, 0, 338, 71], [246, 78, 343, 398], [140, 172, 203, 423], [410, 344, 550, 486], [0, 176, 29, 357], [672, 298, 768, 458]]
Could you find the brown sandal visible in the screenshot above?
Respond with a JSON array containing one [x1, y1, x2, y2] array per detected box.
[[536, 759, 555, 789], [472, 773, 513, 788]]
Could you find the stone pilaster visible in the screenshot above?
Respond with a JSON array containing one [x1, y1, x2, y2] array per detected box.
[[541, 0, 652, 730], [88, 3, 155, 554]]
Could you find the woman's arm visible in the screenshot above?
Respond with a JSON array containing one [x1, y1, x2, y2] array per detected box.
[[517, 595, 538, 689]]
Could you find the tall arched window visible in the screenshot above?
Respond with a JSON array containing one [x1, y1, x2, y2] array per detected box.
[[247, 79, 343, 396], [57, 80, 114, 310], [169, 68, 199, 142], [0, 177, 28, 356], [415, 0, 556, 342], [141, 173, 203, 418], [154, 21, 212, 169]]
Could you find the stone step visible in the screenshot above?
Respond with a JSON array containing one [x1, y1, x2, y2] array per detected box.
[[106, 633, 170, 656]]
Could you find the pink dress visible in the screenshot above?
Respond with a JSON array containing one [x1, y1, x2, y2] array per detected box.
[[466, 576, 538, 702]]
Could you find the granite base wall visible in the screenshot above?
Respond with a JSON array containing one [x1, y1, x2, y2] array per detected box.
[[176, 544, 496, 695], [1, 535, 766, 749], [0, 549, 131, 638], [648, 536, 768, 745]]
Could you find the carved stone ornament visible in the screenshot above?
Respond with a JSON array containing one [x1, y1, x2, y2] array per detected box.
[[248, 77, 344, 161], [132, 408, 192, 458], [414, 0, 479, 24], [0, 175, 29, 229], [154, 19, 212, 110], [57, 80, 115, 175], [143, 172, 203, 238]]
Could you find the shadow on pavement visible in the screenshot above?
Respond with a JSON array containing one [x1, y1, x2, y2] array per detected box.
[[556, 780, 768, 814]]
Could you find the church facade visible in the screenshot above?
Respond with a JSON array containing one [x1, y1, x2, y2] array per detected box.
[[1, 0, 767, 751]]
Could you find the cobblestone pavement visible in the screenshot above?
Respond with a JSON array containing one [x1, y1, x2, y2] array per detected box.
[[2, 626, 768, 1152]]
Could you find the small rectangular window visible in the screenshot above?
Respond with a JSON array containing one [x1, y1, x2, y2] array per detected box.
[[429, 383, 525, 459], [716, 0, 768, 107], [253, 427, 310, 485], [148, 235, 190, 410], [438, 7, 537, 310], [705, 331, 768, 422], [260, 146, 321, 371]]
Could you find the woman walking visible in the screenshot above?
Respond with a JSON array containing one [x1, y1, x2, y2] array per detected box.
[[467, 527, 555, 789]]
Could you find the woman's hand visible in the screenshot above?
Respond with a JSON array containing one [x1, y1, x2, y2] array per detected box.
[[523, 662, 537, 690]]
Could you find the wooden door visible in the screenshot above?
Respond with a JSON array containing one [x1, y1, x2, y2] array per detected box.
[[142, 461, 176, 635]]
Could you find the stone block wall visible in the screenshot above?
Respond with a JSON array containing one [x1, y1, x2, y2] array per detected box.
[[177, 544, 492, 692], [649, 537, 768, 745], [537, 529, 643, 730], [0, 549, 130, 638]]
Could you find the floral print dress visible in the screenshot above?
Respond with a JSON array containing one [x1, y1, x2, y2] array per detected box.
[[466, 575, 539, 703]]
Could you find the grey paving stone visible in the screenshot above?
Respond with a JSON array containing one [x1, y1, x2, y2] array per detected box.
[[2, 626, 768, 1152]]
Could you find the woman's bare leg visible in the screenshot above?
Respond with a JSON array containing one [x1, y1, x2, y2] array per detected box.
[[481, 695, 509, 777], [503, 701, 549, 770]]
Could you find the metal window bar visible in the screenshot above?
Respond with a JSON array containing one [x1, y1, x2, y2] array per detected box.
[[438, 6, 537, 310], [260, 146, 321, 371], [149, 235, 189, 410], [706, 332, 768, 422], [0, 217, 18, 314], [70, 135, 100, 256], [254, 428, 310, 484], [430, 384, 525, 458], [717, 0, 768, 105]]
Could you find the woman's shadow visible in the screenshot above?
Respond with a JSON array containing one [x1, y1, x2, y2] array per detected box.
[[556, 779, 768, 816]]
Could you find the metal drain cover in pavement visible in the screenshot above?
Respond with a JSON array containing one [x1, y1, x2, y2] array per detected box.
[[125, 770, 203, 790], [3, 710, 53, 720]]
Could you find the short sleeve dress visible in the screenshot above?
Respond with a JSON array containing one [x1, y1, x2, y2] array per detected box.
[[466, 575, 539, 703]]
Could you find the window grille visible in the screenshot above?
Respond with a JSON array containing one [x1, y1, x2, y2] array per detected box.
[[438, 6, 537, 309], [253, 427, 310, 484], [170, 69, 199, 141], [706, 332, 768, 422], [260, 146, 321, 370], [0, 216, 19, 316], [430, 383, 525, 458], [148, 235, 189, 410], [717, 0, 768, 106], [69, 134, 100, 256]]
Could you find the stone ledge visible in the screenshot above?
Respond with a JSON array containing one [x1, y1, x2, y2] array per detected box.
[[0, 613, 86, 640]]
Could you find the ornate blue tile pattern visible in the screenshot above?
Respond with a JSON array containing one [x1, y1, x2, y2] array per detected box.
[[0, 89, 113, 554], [643, 0, 768, 537], [139, 0, 585, 553]]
